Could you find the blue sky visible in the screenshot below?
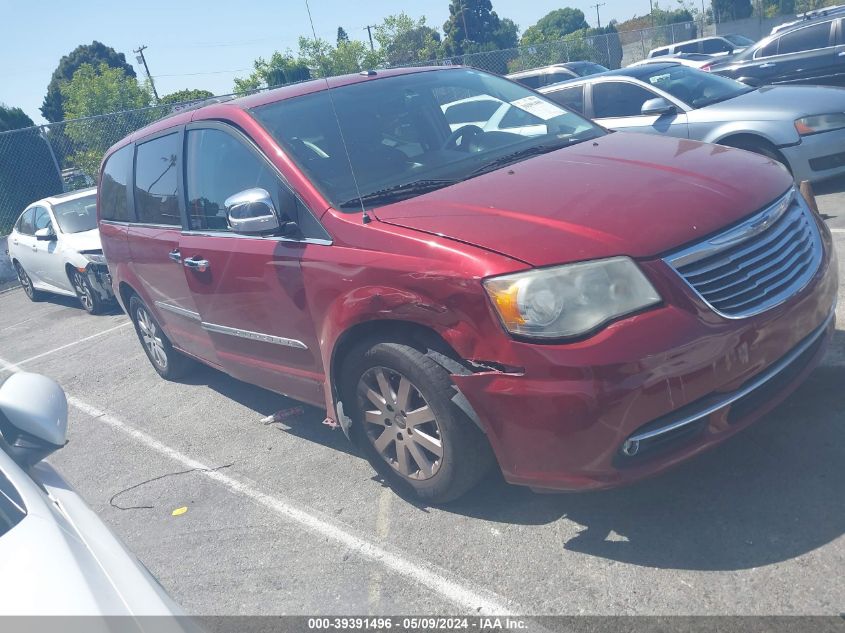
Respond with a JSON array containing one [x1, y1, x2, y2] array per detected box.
[[0, 0, 656, 124]]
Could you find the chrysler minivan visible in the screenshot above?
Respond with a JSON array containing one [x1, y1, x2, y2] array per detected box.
[[98, 67, 837, 502]]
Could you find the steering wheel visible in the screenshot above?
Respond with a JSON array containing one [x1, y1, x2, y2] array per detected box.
[[443, 124, 484, 151]]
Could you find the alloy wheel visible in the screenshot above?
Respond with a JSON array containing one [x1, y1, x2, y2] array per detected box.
[[136, 306, 168, 370], [15, 264, 33, 299], [72, 270, 94, 311], [358, 366, 444, 481]]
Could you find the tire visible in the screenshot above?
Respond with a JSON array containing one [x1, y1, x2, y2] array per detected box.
[[129, 295, 192, 380], [70, 268, 104, 315], [14, 261, 43, 302], [340, 342, 494, 504], [722, 137, 792, 175]]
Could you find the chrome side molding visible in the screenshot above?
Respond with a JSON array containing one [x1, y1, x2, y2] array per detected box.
[[200, 322, 308, 350]]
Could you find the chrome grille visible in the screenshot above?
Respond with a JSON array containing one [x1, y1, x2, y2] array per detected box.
[[665, 189, 823, 318]]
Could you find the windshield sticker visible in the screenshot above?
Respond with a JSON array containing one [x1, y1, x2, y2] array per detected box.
[[511, 96, 566, 121]]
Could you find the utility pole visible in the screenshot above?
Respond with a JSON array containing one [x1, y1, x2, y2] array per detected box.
[[459, 0, 470, 40], [591, 2, 606, 29], [363, 25, 375, 51], [133, 45, 159, 103], [649, 0, 655, 27]]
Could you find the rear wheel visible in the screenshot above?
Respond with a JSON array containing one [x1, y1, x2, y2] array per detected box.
[[341, 342, 494, 503], [14, 262, 42, 302], [129, 295, 192, 380], [70, 268, 104, 315]]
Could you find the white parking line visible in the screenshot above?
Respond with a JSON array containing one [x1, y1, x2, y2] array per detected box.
[[0, 321, 131, 372], [0, 354, 513, 616]]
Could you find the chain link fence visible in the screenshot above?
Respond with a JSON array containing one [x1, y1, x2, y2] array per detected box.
[[0, 15, 788, 237]]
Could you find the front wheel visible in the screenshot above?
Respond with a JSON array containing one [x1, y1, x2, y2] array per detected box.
[[70, 268, 104, 314], [341, 342, 494, 503], [129, 295, 192, 380]]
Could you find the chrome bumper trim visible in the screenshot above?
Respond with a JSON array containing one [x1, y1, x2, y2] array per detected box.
[[627, 309, 834, 445]]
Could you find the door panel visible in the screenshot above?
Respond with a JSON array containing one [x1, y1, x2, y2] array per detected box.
[[28, 207, 65, 290], [129, 131, 218, 365], [10, 209, 36, 279], [181, 124, 325, 405]]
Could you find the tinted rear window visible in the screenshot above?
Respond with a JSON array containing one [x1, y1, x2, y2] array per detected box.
[[777, 21, 832, 55], [134, 134, 181, 227], [100, 145, 132, 222]]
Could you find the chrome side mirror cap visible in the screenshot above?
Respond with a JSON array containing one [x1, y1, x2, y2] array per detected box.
[[35, 227, 56, 241], [225, 188, 281, 235], [641, 97, 676, 116], [0, 373, 68, 467]]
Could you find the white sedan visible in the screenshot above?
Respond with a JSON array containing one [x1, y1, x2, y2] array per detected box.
[[7, 188, 113, 314]]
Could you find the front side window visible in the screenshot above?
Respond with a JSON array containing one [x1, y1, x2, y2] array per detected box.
[[32, 207, 52, 233], [702, 39, 732, 54], [53, 195, 97, 234], [513, 75, 541, 89], [252, 68, 603, 211], [545, 86, 585, 114], [546, 71, 576, 85], [677, 42, 699, 54], [777, 21, 833, 55], [134, 133, 181, 226], [592, 82, 658, 118], [185, 128, 284, 231], [15, 208, 34, 235], [100, 145, 132, 222]]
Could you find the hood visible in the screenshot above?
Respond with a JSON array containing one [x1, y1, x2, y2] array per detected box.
[[700, 85, 845, 120], [59, 228, 102, 253], [373, 132, 792, 267]]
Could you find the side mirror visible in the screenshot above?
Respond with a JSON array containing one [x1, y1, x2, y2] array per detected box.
[[225, 188, 281, 236], [0, 373, 68, 468], [35, 227, 56, 241], [641, 97, 676, 116]]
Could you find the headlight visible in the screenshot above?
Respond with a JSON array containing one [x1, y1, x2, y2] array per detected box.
[[483, 256, 661, 339], [795, 113, 845, 136], [81, 252, 107, 265]]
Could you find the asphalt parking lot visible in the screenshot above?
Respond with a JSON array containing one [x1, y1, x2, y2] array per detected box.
[[1, 179, 844, 618]]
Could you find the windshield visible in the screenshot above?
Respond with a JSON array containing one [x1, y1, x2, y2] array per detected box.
[[52, 194, 98, 234], [252, 68, 604, 210], [639, 65, 754, 108]]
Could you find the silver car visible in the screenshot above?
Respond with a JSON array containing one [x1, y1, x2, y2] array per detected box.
[[540, 62, 845, 183], [0, 372, 187, 617]]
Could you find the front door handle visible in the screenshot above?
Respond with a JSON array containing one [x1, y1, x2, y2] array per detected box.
[[168, 249, 182, 263], [838, 51, 845, 57], [759, 62, 776, 69], [184, 257, 210, 273]]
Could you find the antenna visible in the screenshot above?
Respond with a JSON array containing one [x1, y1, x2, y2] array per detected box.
[[304, 0, 371, 224]]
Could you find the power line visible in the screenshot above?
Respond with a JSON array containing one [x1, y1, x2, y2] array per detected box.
[[133, 45, 160, 103]]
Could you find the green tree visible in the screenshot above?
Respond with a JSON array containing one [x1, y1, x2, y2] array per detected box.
[[234, 51, 312, 93], [442, 0, 516, 55], [297, 36, 381, 77], [337, 27, 349, 44], [521, 8, 589, 45], [0, 105, 34, 132], [60, 63, 153, 177], [159, 89, 214, 105], [374, 13, 442, 66], [41, 41, 136, 123], [712, 0, 753, 21]]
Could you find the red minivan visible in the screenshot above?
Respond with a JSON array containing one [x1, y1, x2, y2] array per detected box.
[[98, 67, 838, 502]]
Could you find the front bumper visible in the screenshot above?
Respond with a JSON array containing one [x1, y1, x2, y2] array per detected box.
[[86, 263, 114, 301], [452, 215, 838, 491], [781, 127, 845, 183]]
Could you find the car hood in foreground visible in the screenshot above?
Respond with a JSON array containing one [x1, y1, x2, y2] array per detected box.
[[373, 132, 793, 267], [59, 228, 102, 253], [699, 84, 845, 120]]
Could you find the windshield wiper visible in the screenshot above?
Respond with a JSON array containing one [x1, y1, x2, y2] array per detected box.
[[339, 179, 457, 209], [464, 138, 584, 180]]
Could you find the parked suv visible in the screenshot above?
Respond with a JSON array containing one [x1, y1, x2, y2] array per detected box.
[[708, 15, 845, 86], [99, 67, 837, 502], [648, 35, 754, 58]]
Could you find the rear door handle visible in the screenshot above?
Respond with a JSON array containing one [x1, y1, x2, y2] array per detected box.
[[168, 249, 182, 263], [838, 51, 845, 57], [184, 257, 210, 273]]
